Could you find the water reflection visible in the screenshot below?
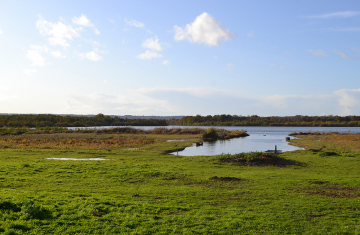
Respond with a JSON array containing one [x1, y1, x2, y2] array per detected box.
[[172, 133, 304, 156]]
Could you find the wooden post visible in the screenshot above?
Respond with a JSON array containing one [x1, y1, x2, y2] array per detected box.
[[275, 145, 277, 154]]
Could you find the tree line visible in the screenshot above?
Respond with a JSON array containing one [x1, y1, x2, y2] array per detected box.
[[0, 114, 167, 127], [175, 115, 360, 127]]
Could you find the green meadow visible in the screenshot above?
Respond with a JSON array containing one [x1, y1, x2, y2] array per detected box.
[[0, 132, 359, 234]]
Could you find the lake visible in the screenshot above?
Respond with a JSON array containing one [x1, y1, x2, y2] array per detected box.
[[68, 126, 360, 156]]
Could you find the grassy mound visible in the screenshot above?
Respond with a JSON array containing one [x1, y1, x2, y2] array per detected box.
[[214, 152, 295, 166]]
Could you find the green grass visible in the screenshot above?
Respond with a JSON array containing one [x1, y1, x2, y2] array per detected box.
[[0, 134, 360, 234]]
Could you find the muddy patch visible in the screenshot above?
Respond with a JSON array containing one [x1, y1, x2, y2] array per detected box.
[[46, 158, 110, 161], [219, 154, 296, 167], [209, 176, 242, 181], [300, 181, 360, 198]]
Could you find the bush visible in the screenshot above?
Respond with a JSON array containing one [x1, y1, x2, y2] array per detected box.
[[201, 128, 219, 140]]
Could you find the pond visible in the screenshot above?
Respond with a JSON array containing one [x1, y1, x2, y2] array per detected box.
[[168, 126, 360, 156], [67, 126, 360, 156]]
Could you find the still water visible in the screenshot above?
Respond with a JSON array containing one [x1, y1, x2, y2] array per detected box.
[[68, 126, 360, 156], [169, 126, 360, 156]]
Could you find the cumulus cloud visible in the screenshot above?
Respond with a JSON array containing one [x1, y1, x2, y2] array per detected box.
[[136, 50, 162, 60], [27, 50, 45, 66], [334, 89, 360, 115], [72, 14, 92, 27], [37, 15, 80, 48], [72, 14, 100, 35], [304, 11, 360, 19], [51, 51, 65, 58], [79, 51, 102, 61], [22, 68, 38, 76], [142, 37, 162, 51], [125, 19, 144, 28], [307, 49, 328, 57], [162, 60, 170, 65], [30, 45, 48, 52], [334, 50, 350, 58], [174, 12, 234, 46]]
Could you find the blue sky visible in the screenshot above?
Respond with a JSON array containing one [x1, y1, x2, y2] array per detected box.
[[1, 0, 359, 116]]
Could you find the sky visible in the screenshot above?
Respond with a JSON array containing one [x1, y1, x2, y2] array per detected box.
[[0, 0, 360, 116]]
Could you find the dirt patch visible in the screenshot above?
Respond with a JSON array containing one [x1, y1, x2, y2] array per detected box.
[[220, 154, 293, 167], [301, 181, 360, 198], [310, 181, 328, 185], [209, 176, 242, 181]]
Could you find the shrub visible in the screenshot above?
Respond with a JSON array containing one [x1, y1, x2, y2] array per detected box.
[[201, 128, 219, 140]]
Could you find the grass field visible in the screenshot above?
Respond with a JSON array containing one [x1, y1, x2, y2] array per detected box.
[[0, 132, 359, 234]]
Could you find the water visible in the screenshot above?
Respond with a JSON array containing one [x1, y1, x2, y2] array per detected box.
[[67, 125, 360, 156], [169, 126, 360, 156]]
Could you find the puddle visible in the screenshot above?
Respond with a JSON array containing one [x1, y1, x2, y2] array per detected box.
[[46, 158, 110, 161]]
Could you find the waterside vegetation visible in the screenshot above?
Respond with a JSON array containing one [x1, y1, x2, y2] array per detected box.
[[175, 114, 360, 127], [0, 114, 167, 127]]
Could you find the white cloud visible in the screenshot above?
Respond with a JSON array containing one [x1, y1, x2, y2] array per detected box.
[[22, 68, 38, 76], [280, 66, 286, 70], [213, 56, 218, 59], [162, 60, 170, 65], [353, 48, 360, 52], [174, 12, 234, 46], [334, 89, 360, 115], [48, 37, 70, 48], [72, 14, 93, 27], [226, 63, 234, 70], [307, 49, 328, 57], [337, 27, 360, 32], [304, 11, 360, 19], [270, 63, 277, 66], [136, 50, 163, 60], [334, 50, 350, 58], [142, 37, 162, 51], [51, 51, 65, 58], [27, 50, 45, 66], [125, 19, 144, 28], [79, 51, 102, 61], [247, 31, 253, 39], [30, 45, 48, 52], [72, 14, 100, 35], [36, 15, 80, 48], [0, 29, 2, 34]]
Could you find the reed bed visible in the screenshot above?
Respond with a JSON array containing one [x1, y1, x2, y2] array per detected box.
[[290, 132, 360, 152], [0, 137, 154, 150]]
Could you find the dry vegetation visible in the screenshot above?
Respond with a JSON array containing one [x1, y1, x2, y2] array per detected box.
[[290, 132, 360, 152]]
